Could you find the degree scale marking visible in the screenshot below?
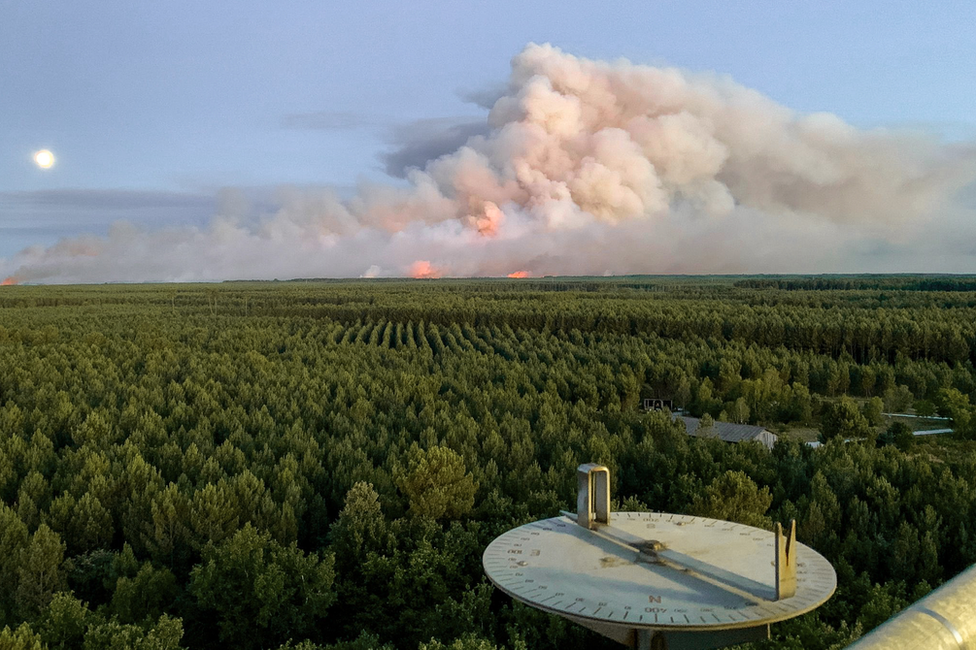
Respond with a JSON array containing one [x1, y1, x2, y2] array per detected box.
[[483, 512, 836, 631]]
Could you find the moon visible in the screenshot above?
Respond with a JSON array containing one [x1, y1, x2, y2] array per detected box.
[[33, 150, 55, 169]]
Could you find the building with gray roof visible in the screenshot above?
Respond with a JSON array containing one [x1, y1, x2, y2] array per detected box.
[[675, 416, 778, 450]]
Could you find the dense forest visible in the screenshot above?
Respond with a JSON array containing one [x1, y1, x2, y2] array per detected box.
[[1, 277, 976, 650]]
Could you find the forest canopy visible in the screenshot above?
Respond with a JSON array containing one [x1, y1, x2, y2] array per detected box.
[[1, 276, 975, 649]]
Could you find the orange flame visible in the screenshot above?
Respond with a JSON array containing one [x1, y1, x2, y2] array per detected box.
[[1, 276, 21, 286], [409, 260, 442, 279], [507, 271, 531, 279]]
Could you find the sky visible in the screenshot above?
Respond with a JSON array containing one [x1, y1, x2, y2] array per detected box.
[[2, 1, 976, 282]]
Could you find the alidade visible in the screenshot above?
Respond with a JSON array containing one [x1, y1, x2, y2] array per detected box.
[[483, 464, 836, 650]]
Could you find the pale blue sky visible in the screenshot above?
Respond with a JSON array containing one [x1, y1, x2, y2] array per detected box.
[[2, 0, 975, 262]]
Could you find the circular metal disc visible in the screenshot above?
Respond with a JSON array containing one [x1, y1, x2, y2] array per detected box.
[[483, 512, 836, 631]]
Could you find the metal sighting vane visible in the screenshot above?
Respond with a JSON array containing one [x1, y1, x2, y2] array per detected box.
[[482, 464, 837, 650]]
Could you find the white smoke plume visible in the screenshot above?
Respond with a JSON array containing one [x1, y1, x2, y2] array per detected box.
[[3, 43, 976, 284]]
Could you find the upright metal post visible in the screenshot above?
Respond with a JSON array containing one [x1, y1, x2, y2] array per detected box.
[[577, 463, 611, 529], [775, 520, 797, 600]]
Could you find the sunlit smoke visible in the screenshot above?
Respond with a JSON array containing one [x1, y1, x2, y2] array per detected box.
[[3, 43, 976, 283], [470, 201, 505, 237]]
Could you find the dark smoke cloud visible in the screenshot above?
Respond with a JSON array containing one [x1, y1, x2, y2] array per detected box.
[[0, 188, 214, 212], [0, 189, 215, 237], [382, 117, 491, 178], [457, 84, 509, 110]]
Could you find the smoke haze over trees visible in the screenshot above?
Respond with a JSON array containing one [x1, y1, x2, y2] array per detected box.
[[3, 44, 976, 284]]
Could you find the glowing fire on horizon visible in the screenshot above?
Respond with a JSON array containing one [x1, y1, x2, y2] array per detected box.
[[409, 260, 442, 279], [1, 277, 21, 286], [507, 271, 531, 278]]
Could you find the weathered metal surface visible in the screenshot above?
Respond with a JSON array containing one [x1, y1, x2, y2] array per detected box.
[[577, 463, 611, 529], [484, 463, 836, 649], [775, 520, 797, 600], [846, 563, 976, 650], [483, 511, 836, 632]]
